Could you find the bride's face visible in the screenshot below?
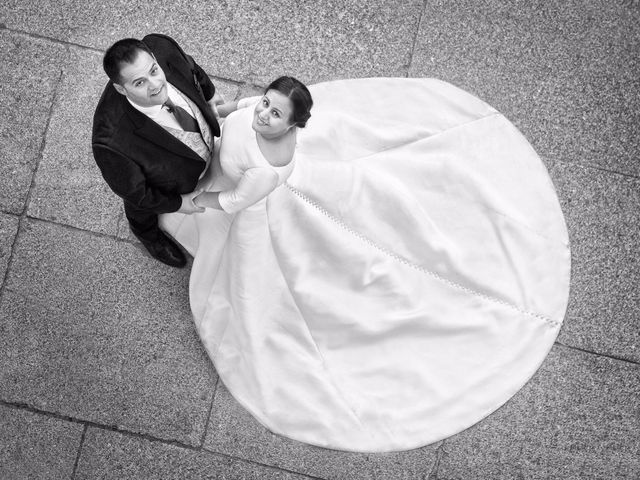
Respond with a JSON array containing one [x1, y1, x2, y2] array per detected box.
[[252, 90, 294, 137]]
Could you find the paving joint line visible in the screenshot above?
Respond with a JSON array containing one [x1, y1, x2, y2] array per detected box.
[[0, 399, 199, 450], [581, 163, 640, 181], [427, 440, 447, 480], [199, 443, 326, 480], [22, 67, 64, 218], [406, 0, 429, 77], [554, 157, 640, 181], [70, 424, 88, 479], [25, 214, 139, 245], [0, 209, 20, 217], [198, 376, 220, 447], [0, 212, 19, 298], [209, 74, 244, 88], [1, 399, 322, 479], [0, 25, 103, 53], [554, 341, 639, 366], [23, 215, 195, 266]]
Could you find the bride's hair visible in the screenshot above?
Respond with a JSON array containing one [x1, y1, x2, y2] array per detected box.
[[265, 76, 313, 128]]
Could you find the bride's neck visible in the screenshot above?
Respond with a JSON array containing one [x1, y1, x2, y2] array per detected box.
[[258, 127, 296, 143]]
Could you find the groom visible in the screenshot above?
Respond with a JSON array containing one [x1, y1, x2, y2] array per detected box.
[[92, 33, 222, 268]]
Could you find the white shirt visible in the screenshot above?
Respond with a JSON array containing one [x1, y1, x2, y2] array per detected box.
[[128, 83, 196, 131]]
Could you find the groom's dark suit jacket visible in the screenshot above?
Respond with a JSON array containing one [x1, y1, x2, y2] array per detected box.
[[92, 33, 221, 233]]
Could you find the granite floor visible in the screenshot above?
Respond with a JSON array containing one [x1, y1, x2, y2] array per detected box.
[[1, 1, 638, 479]]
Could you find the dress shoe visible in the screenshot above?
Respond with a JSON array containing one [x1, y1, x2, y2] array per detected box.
[[139, 232, 187, 268]]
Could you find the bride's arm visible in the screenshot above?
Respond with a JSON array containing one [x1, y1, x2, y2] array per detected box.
[[215, 95, 263, 118], [194, 167, 279, 213]]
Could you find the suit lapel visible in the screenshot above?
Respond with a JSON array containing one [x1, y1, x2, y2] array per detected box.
[[165, 62, 209, 115], [125, 101, 201, 160]]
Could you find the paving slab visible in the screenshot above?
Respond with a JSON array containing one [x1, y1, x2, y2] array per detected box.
[[0, 30, 65, 214], [0, 404, 83, 480], [2, 0, 424, 85], [547, 162, 640, 362], [0, 1, 76, 42], [437, 345, 640, 479], [75, 426, 310, 479], [26, 46, 121, 236], [410, 0, 640, 176], [0, 219, 216, 446], [0, 213, 19, 283], [204, 383, 438, 480], [27, 45, 239, 238]]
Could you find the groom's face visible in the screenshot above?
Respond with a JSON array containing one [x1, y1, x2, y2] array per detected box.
[[113, 50, 168, 107]]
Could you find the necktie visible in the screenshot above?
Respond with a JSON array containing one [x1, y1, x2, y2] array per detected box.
[[163, 98, 200, 133]]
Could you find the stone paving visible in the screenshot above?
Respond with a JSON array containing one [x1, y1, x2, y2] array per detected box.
[[1, 1, 638, 479]]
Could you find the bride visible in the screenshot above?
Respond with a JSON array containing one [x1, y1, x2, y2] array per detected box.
[[160, 76, 570, 452]]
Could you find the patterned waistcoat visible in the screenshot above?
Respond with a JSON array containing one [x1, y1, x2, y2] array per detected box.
[[162, 89, 215, 170]]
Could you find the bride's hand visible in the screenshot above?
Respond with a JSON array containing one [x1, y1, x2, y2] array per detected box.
[[194, 191, 223, 210]]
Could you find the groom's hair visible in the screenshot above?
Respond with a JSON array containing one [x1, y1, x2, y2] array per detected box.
[[265, 76, 313, 128], [103, 38, 154, 85]]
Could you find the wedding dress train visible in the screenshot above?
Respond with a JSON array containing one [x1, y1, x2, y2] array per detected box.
[[160, 78, 570, 452]]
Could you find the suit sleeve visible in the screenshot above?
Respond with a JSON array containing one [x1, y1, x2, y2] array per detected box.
[[191, 54, 215, 101], [218, 167, 279, 213], [93, 144, 182, 213]]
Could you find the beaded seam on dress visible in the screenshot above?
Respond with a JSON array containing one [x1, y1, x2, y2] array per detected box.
[[284, 182, 561, 328]]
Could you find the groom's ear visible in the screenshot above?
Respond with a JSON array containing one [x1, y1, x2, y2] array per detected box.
[[113, 83, 127, 96]]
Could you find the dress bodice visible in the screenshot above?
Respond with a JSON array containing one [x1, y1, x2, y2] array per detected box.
[[213, 103, 295, 212], [221, 104, 295, 184]]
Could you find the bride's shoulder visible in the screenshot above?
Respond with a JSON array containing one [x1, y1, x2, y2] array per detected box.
[[226, 103, 253, 123], [221, 106, 254, 138], [223, 96, 260, 126], [237, 96, 262, 109]]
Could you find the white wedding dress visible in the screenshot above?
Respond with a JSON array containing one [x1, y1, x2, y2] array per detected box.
[[160, 78, 571, 452]]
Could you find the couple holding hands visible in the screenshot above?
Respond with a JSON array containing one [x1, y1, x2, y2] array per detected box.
[[92, 34, 570, 452]]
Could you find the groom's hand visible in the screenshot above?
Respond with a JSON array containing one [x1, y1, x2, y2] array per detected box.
[[215, 100, 239, 118], [210, 91, 225, 106], [178, 191, 205, 214], [208, 92, 225, 120]]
